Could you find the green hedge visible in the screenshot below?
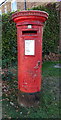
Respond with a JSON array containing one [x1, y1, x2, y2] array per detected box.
[[2, 12, 17, 68], [32, 3, 59, 55], [2, 3, 59, 68]]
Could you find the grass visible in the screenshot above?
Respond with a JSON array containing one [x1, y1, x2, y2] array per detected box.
[[2, 61, 61, 119], [42, 61, 60, 77]]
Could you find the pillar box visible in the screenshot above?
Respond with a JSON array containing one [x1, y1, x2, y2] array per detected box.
[[12, 10, 48, 107]]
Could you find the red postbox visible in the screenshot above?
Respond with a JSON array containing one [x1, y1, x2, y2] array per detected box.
[[12, 10, 48, 94]]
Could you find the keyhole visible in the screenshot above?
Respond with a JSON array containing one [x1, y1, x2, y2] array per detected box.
[[38, 61, 40, 66]]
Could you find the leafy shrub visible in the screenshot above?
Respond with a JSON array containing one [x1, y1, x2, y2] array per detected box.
[[2, 71, 14, 81], [32, 3, 59, 55], [2, 12, 17, 68]]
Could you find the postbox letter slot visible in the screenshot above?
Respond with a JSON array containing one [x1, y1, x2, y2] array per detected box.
[[22, 30, 37, 35]]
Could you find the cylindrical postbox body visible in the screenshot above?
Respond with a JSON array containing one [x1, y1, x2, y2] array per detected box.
[[12, 10, 48, 93]]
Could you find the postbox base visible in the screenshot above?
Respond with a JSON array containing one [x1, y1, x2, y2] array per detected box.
[[17, 90, 40, 107]]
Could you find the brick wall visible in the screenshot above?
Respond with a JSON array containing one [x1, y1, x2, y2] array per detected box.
[[0, 0, 59, 14], [17, 2, 48, 10], [0, 0, 48, 14], [7, 2, 11, 12], [17, 2, 24, 10], [0, 2, 11, 13]]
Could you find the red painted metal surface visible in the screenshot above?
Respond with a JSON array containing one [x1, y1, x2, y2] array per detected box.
[[12, 10, 48, 93]]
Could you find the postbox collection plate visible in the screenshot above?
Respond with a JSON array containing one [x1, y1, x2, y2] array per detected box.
[[25, 40, 35, 55]]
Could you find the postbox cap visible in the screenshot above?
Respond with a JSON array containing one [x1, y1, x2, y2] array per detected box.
[[12, 10, 48, 24]]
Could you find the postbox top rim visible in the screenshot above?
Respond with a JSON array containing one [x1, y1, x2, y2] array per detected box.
[[12, 10, 49, 20], [14, 10, 49, 14]]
